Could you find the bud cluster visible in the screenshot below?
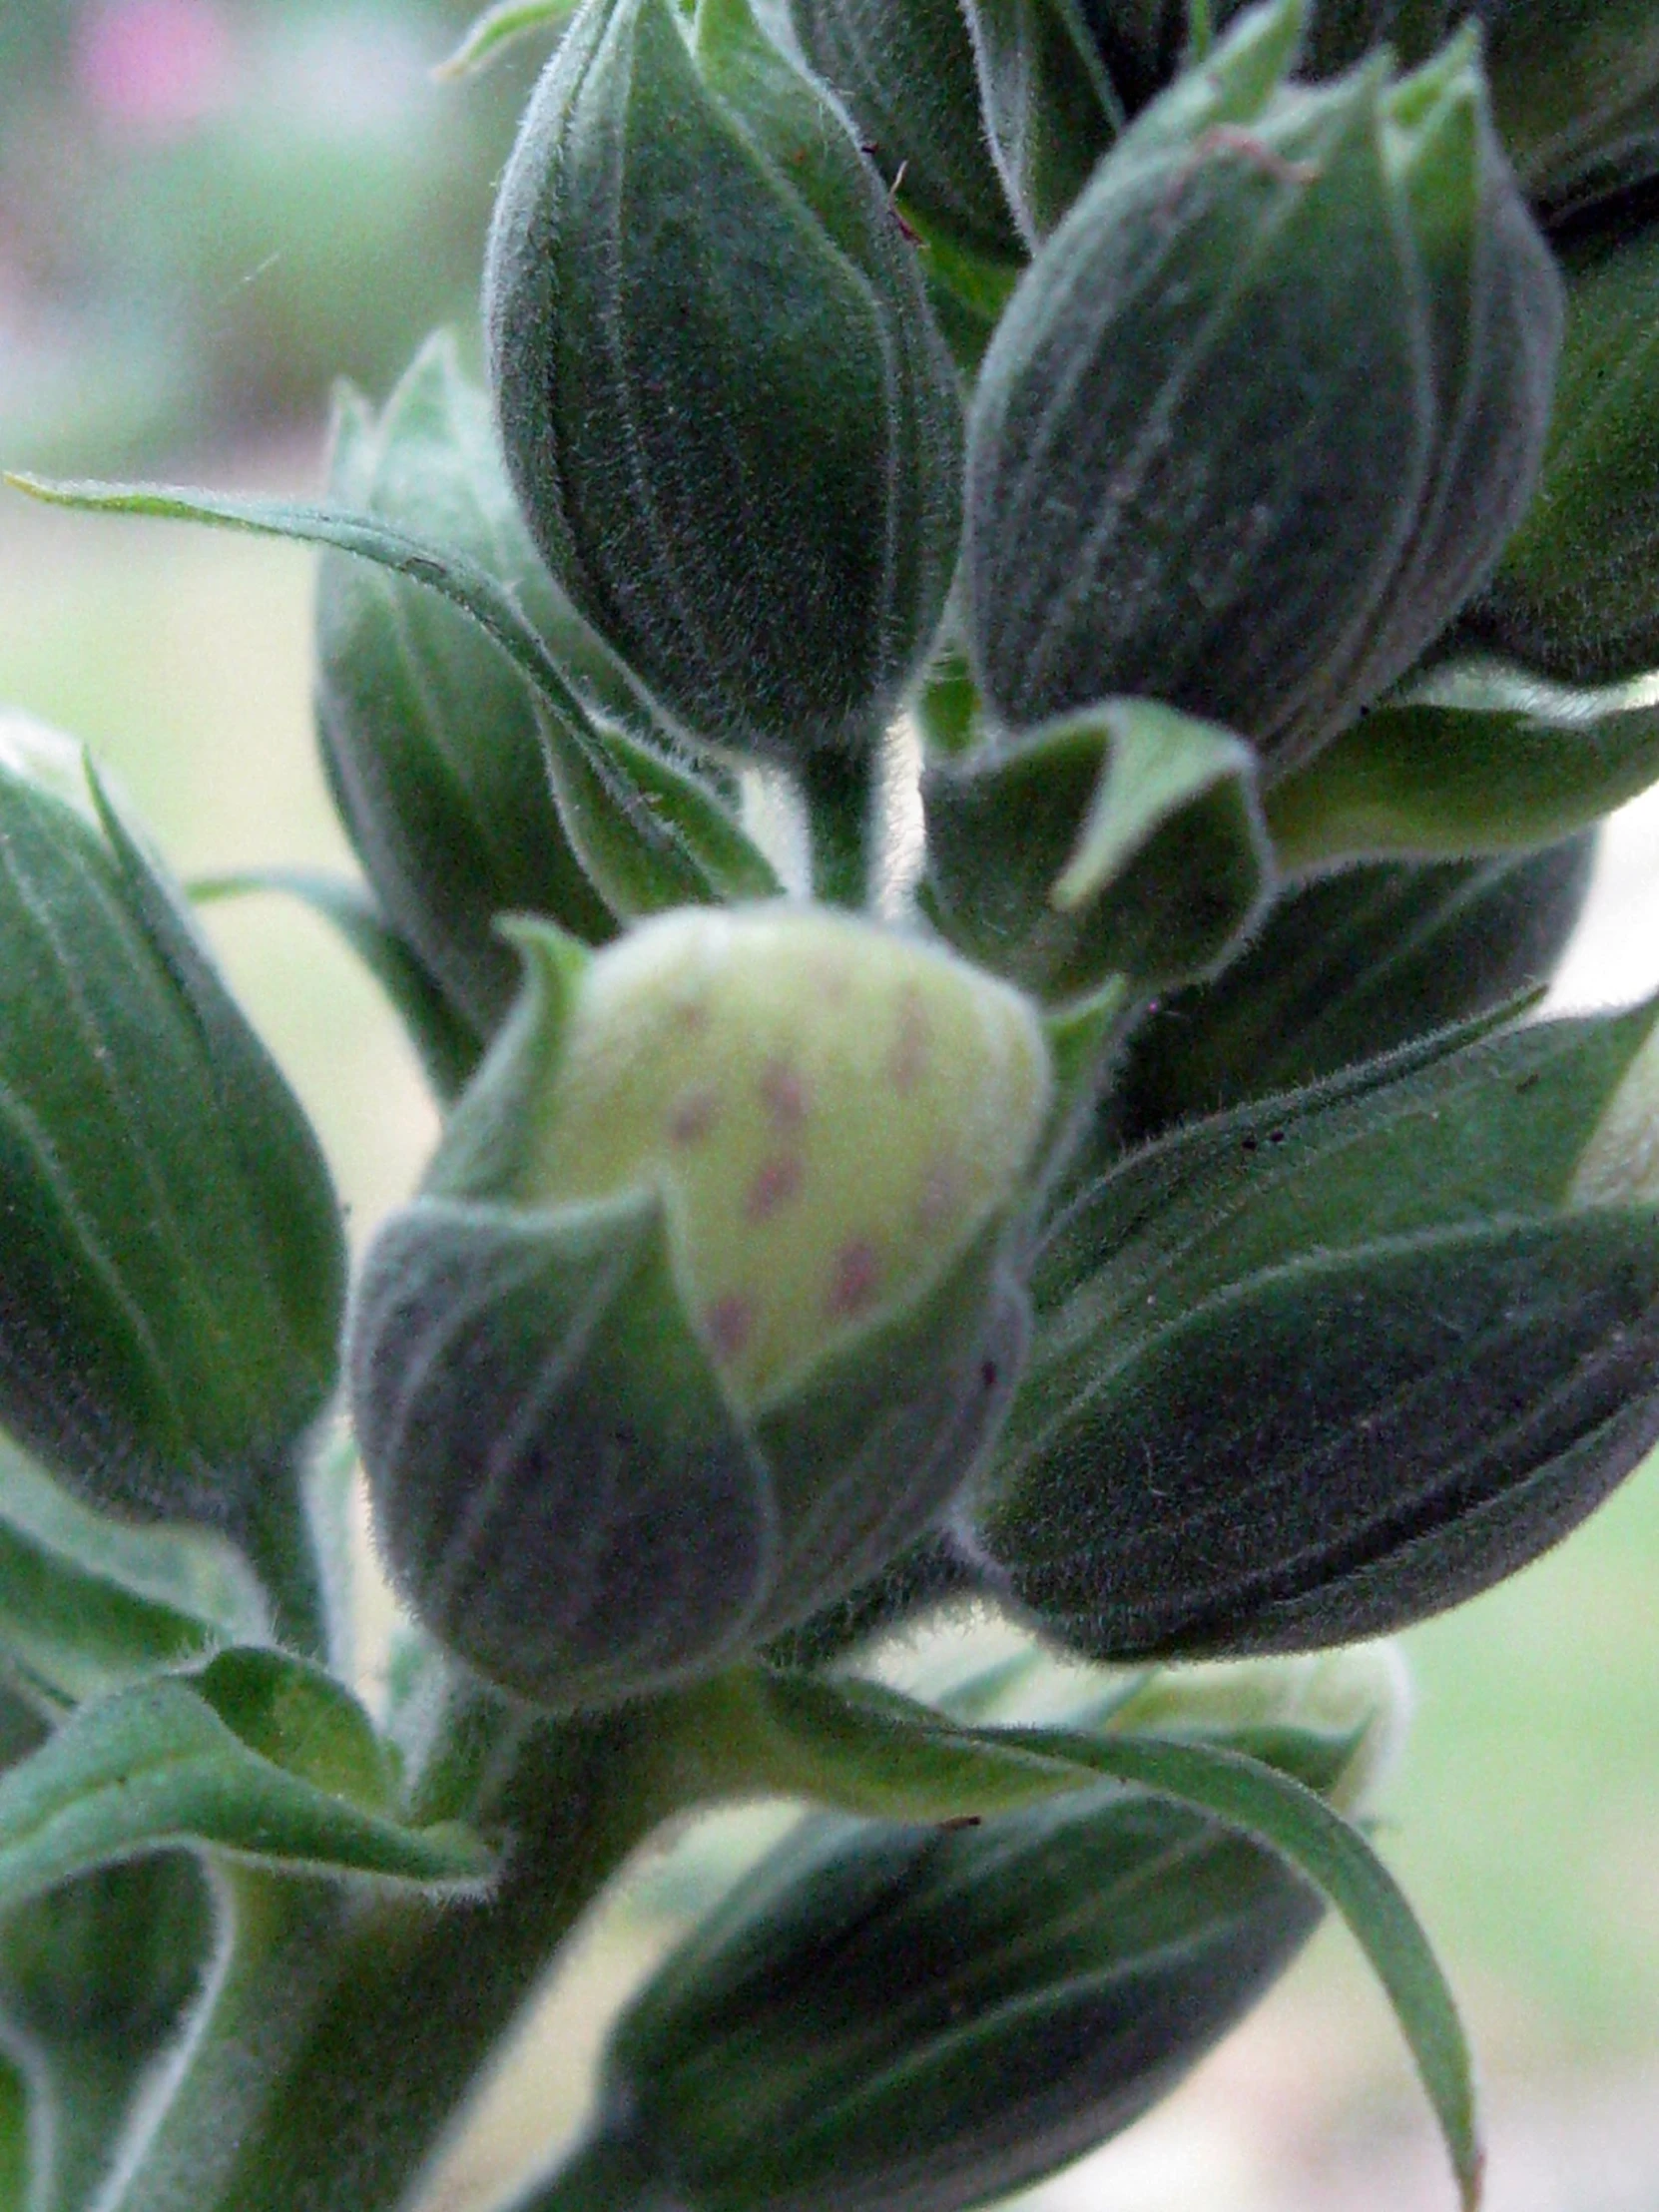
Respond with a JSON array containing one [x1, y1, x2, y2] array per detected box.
[[8, 0, 1659, 2200]]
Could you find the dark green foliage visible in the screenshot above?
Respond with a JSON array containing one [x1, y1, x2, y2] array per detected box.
[[1466, 209, 1659, 685]]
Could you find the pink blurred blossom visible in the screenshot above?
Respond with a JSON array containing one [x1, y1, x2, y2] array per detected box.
[[74, 0, 236, 140]]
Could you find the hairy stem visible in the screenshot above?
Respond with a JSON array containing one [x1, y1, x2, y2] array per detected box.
[[800, 747, 878, 909], [94, 1704, 669, 2212]]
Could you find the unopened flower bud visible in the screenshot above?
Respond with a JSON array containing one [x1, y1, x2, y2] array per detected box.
[[0, 716, 343, 1533], [315, 333, 617, 1049], [352, 905, 1049, 1710], [964, 5, 1559, 776], [486, 0, 962, 766], [545, 1645, 1402, 2212]]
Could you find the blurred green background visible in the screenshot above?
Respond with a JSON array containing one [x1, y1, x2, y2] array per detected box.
[[2, 4, 1658, 2208]]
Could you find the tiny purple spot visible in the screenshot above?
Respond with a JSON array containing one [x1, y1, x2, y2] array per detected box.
[[761, 1059, 810, 1132], [747, 1153, 805, 1220], [668, 1086, 720, 1146], [828, 1240, 881, 1318], [705, 1295, 755, 1363]]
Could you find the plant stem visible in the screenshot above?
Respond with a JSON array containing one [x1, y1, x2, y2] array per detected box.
[[96, 1705, 670, 2212], [230, 1447, 331, 1664], [1186, 0, 1214, 61], [800, 747, 877, 909]]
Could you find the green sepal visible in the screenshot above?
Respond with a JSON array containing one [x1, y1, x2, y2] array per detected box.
[[1091, 1, 1453, 96], [1268, 656, 1659, 867], [485, 0, 962, 766], [920, 699, 1270, 998], [1037, 996, 1659, 1334], [0, 1662, 493, 1904], [0, 1437, 264, 1708], [749, 1229, 1028, 1634], [0, 729, 342, 1547], [350, 1193, 779, 1714], [964, 11, 1559, 774], [959, 0, 1125, 242], [1484, 0, 1659, 217], [631, 1653, 1475, 2212], [192, 868, 484, 1104], [314, 335, 619, 1042], [979, 1005, 1659, 1656], [1464, 216, 1659, 687], [1111, 833, 1595, 1145]]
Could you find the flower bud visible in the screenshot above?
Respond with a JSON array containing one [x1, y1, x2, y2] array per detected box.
[[485, 0, 962, 767], [782, 0, 1024, 267], [971, 999, 1659, 1660], [1110, 833, 1595, 1147], [1464, 214, 1659, 687], [315, 333, 617, 1051], [0, 717, 344, 1533], [351, 905, 1050, 1710], [548, 1646, 1400, 2212], [963, 6, 1560, 776]]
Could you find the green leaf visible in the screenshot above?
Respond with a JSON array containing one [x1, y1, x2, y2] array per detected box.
[[0, 2060, 26, 2212], [673, 1664, 1479, 2209], [436, 0, 578, 78], [351, 1194, 779, 1714], [4, 474, 584, 720], [0, 1663, 492, 1905], [0, 1509, 222, 1710], [192, 869, 484, 1104], [7, 472, 783, 920], [921, 700, 1270, 997], [0, 1437, 263, 1703], [0, 1853, 215, 2212], [1268, 658, 1659, 866], [1033, 1729, 1480, 2212]]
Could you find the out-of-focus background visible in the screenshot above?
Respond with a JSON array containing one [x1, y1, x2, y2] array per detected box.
[[2, 4, 1658, 2207]]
